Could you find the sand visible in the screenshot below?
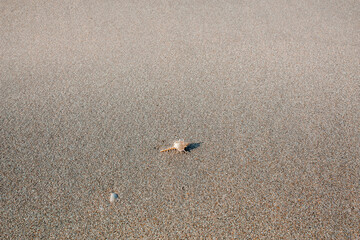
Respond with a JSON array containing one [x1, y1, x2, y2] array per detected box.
[[1, 0, 359, 238]]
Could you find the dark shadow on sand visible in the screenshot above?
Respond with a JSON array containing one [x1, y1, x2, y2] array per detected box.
[[185, 142, 202, 152]]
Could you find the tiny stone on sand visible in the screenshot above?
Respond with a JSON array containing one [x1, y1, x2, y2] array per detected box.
[[109, 193, 118, 203]]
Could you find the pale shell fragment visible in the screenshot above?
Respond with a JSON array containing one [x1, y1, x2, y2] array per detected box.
[[160, 139, 189, 153], [109, 193, 118, 203]]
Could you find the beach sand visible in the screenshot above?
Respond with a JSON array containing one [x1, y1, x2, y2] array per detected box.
[[1, 0, 359, 238]]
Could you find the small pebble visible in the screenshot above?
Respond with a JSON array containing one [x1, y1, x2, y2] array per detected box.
[[109, 193, 118, 203]]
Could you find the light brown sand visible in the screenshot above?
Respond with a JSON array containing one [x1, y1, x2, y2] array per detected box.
[[1, 0, 359, 238]]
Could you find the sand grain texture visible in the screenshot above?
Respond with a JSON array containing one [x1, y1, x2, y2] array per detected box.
[[1, 0, 359, 239]]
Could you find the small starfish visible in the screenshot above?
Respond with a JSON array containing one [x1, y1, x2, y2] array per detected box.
[[160, 140, 189, 153]]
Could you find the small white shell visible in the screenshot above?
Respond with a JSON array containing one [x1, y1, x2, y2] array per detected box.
[[173, 140, 188, 152], [109, 193, 118, 203], [160, 139, 189, 152]]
